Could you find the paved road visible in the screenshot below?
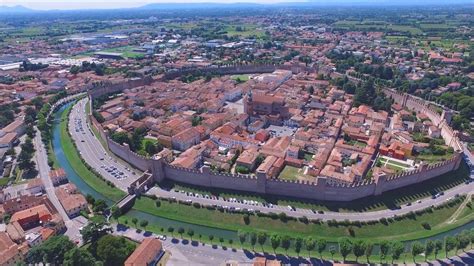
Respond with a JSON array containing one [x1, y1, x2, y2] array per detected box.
[[68, 98, 140, 191], [70, 98, 474, 222], [32, 127, 82, 243], [112, 223, 257, 266], [112, 222, 474, 266]]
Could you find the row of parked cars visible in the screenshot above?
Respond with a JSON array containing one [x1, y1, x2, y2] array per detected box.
[[174, 189, 279, 209], [101, 165, 126, 180]]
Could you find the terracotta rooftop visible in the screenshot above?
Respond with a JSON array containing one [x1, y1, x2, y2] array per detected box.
[[124, 238, 163, 266]]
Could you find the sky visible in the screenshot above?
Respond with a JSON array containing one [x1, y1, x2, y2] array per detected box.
[[1, 0, 304, 10], [1, 0, 471, 10]]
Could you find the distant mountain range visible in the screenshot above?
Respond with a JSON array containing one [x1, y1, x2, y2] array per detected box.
[[0, 0, 472, 13], [0, 5, 33, 13]]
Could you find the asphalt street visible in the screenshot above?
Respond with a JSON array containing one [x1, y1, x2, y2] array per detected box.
[[69, 98, 140, 191], [32, 127, 82, 244], [70, 98, 474, 222], [112, 223, 474, 266]]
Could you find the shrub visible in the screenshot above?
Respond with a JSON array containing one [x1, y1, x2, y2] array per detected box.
[[422, 222, 431, 230], [243, 214, 250, 225], [278, 212, 288, 222], [347, 227, 355, 237], [298, 216, 309, 224]]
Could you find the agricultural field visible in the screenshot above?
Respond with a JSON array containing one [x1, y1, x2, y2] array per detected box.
[[101, 45, 145, 59]]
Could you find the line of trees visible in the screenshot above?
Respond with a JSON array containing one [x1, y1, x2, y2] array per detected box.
[[228, 229, 474, 263], [17, 137, 37, 178]]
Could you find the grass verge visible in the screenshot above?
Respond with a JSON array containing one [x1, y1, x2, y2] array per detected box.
[[59, 104, 125, 201]]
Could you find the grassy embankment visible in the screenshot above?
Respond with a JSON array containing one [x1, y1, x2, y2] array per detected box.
[[59, 104, 125, 201]]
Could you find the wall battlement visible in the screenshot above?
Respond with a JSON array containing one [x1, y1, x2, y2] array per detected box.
[[383, 88, 462, 152], [104, 133, 461, 201]]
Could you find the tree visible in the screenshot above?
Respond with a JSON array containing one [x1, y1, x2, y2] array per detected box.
[[339, 238, 353, 263], [139, 220, 149, 231], [238, 230, 247, 248], [434, 240, 443, 259], [80, 221, 112, 244], [391, 241, 404, 264], [187, 228, 195, 241], [456, 231, 470, 252], [144, 140, 162, 156], [26, 236, 75, 265], [63, 247, 96, 266], [167, 226, 174, 237], [380, 240, 390, 263], [250, 232, 257, 250], [445, 236, 457, 258], [329, 246, 336, 261], [425, 240, 435, 262], [411, 241, 424, 263], [130, 127, 146, 151], [132, 218, 138, 227], [305, 237, 316, 257], [25, 124, 35, 138], [353, 240, 366, 262], [17, 138, 36, 177], [178, 227, 185, 238], [209, 235, 214, 244], [243, 214, 250, 225], [470, 229, 474, 249], [111, 132, 129, 145], [365, 242, 374, 263], [96, 235, 135, 266], [281, 235, 291, 255], [111, 206, 121, 219], [295, 237, 303, 256], [86, 194, 96, 205], [270, 234, 281, 253], [317, 238, 327, 259], [257, 232, 267, 252]]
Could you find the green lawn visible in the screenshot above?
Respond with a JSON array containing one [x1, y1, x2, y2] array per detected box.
[[101, 45, 144, 59], [223, 24, 265, 38], [416, 153, 455, 163], [231, 74, 250, 82], [278, 165, 301, 181], [303, 151, 314, 161], [116, 213, 470, 264], [347, 140, 367, 148], [130, 195, 473, 242], [0, 177, 9, 186], [59, 105, 126, 201], [378, 157, 410, 168]]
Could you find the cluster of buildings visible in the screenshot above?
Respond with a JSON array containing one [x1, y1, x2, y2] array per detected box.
[[97, 62, 453, 185], [0, 168, 87, 265], [0, 193, 65, 265]]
